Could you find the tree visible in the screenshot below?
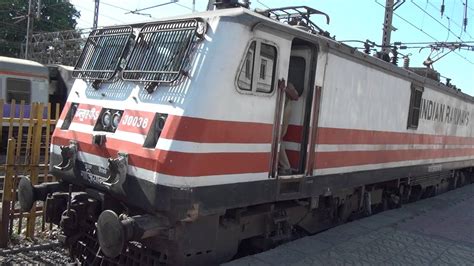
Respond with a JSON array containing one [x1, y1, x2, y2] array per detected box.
[[0, 0, 80, 58]]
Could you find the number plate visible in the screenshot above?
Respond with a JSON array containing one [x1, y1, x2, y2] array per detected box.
[[82, 170, 108, 185], [81, 162, 109, 185]]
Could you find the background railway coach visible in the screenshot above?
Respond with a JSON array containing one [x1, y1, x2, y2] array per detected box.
[[0, 56, 50, 149], [0, 56, 49, 106], [0, 56, 73, 149], [18, 4, 474, 265]]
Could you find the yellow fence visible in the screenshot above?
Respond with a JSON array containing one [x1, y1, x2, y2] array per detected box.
[[0, 100, 60, 247]]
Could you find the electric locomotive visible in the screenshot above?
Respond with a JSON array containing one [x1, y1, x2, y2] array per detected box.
[[18, 4, 473, 265]]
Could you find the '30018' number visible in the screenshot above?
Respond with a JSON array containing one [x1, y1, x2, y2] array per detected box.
[[121, 115, 149, 128]]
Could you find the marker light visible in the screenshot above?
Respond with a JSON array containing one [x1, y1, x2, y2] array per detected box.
[[101, 110, 112, 128], [112, 112, 121, 129]]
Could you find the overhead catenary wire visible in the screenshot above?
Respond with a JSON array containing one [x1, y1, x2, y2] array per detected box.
[[174, 2, 193, 11], [0, 21, 26, 32], [101, 1, 158, 19], [38, 16, 72, 31], [425, 1, 474, 39], [374, 0, 474, 65], [100, 1, 196, 21], [396, 40, 474, 45], [256, 0, 271, 9], [125, 0, 178, 14], [419, 1, 470, 34], [74, 3, 126, 24], [375, 0, 439, 40], [411, 0, 465, 42]]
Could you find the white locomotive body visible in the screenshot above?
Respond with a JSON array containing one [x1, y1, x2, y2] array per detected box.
[[19, 6, 473, 265]]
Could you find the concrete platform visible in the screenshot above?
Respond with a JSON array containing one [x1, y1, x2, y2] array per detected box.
[[226, 184, 474, 265]]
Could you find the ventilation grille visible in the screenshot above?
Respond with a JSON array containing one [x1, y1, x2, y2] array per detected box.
[[73, 26, 134, 81], [122, 19, 203, 83]]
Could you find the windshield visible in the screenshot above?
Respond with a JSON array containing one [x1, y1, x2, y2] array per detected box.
[[122, 19, 204, 83]]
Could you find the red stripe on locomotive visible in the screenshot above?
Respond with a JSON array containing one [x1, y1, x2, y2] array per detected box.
[[52, 131, 270, 176], [284, 125, 474, 145], [162, 115, 273, 144], [61, 99, 474, 147], [315, 148, 474, 169], [317, 127, 474, 145]]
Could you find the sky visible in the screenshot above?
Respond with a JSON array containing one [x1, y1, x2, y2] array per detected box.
[[69, 0, 474, 96]]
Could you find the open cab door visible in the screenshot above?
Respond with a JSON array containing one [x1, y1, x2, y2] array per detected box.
[[271, 38, 322, 197]]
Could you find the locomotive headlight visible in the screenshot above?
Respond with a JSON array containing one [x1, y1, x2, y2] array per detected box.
[[112, 112, 121, 129], [101, 110, 112, 128]]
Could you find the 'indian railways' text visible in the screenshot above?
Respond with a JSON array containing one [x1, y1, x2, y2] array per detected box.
[[420, 98, 470, 126]]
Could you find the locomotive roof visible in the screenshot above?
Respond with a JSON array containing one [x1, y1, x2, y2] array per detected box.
[[0, 56, 49, 78], [117, 7, 474, 102]]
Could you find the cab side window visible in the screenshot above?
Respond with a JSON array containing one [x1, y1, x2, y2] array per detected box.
[[256, 43, 277, 93], [237, 40, 277, 94], [407, 83, 423, 129], [238, 42, 256, 91]]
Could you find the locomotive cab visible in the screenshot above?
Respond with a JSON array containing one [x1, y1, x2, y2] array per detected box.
[[43, 8, 327, 209]]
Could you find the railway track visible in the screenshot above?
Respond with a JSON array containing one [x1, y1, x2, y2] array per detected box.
[[0, 240, 72, 264], [0, 183, 472, 265], [228, 184, 474, 265]]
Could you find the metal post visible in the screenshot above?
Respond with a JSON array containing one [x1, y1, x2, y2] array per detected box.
[[25, 0, 33, 59], [25, 103, 43, 238], [36, 0, 41, 19], [380, 0, 406, 60], [381, 0, 394, 55], [0, 139, 17, 247], [93, 0, 100, 29], [207, 0, 215, 11]]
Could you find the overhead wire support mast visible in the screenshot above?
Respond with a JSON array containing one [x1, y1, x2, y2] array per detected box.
[[25, 0, 33, 59], [381, 0, 405, 55], [93, 0, 99, 29]]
